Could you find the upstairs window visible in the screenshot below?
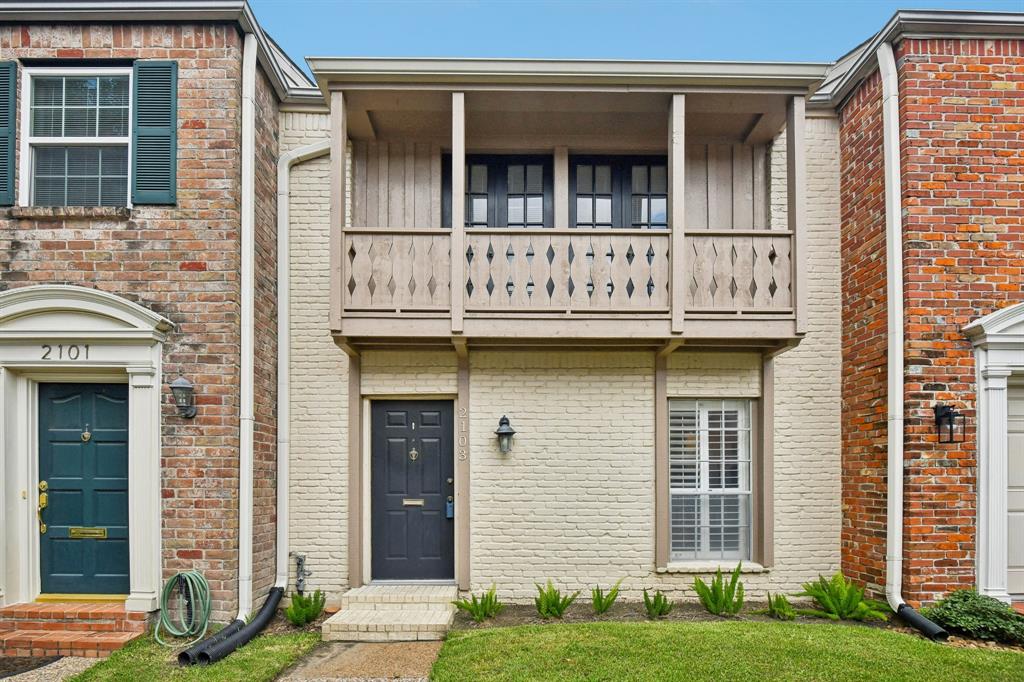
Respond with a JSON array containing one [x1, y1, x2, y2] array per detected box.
[[669, 399, 752, 562], [570, 156, 668, 229], [443, 154, 553, 228], [26, 71, 131, 207]]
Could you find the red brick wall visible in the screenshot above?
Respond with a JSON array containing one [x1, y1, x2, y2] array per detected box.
[[0, 22, 279, 621], [897, 38, 1023, 603], [840, 38, 1024, 605], [251, 65, 279, 604], [839, 70, 889, 596]]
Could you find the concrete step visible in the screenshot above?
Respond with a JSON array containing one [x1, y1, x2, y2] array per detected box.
[[339, 585, 458, 610], [0, 628, 143, 657], [322, 607, 453, 642]]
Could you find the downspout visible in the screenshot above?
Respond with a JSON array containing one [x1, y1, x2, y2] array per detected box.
[[237, 30, 258, 623], [877, 41, 948, 641], [275, 138, 332, 588]]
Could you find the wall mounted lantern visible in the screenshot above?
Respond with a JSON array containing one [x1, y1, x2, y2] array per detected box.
[[495, 415, 515, 455], [170, 377, 197, 418], [933, 403, 964, 444]]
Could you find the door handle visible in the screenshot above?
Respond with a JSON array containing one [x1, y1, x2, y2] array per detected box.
[[37, 483, 48, 534]]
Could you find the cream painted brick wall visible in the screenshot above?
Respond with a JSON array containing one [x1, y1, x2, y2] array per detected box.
[[281, 112, 351, 602], [281, 111, 843, 605]]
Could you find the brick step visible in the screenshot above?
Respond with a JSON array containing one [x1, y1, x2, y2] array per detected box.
[[0, 602, 147, 625], [339, 585, 458, 610], [322, 607, 454, 642], [0, 628, 143, 658]]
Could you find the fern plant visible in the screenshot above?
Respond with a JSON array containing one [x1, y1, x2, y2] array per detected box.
[[765, 592, 796, 621], [693, 564, 745, 616], [591, 579, 623, 615], [453, 584, 504, 623], [285, 589, 325, 627], [534, 580, 579, 619], [797, 572, 889, 621], [642, 589, 673, 619]]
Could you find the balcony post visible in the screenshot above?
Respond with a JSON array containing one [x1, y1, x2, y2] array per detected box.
[[787, 95, 807, 334], [451, 92, 466, 333], [329, 90, 348, 333], [668, 94, 685, 333]]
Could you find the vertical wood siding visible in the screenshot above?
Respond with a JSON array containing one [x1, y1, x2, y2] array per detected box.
[[685, 143, 768, 230], [351, 140, 442, 228]]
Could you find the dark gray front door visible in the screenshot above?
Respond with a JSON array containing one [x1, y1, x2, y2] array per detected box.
[[371, 400, 454, 580]]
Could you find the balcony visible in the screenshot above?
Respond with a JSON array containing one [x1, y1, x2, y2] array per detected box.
[[321, 75, 811, 351]]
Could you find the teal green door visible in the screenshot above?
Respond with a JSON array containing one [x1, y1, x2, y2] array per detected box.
[[38, 383, 130, 595]]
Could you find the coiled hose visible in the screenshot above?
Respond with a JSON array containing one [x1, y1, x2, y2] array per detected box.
[[155, 570, 212, 647]]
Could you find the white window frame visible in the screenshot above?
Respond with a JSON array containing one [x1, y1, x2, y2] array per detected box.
[[18, 66, 134, 208], [668, 398, 752, 563]]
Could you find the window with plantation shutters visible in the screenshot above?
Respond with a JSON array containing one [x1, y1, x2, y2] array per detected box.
[[442, 154, 553, 228], [131, 61, 177, 205], [668, 399, 752, 561], [0, 62, 15, 206]]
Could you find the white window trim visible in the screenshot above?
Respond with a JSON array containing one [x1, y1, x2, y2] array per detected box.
[[18, 66, 134, 208], [668, 398, 753, 563]]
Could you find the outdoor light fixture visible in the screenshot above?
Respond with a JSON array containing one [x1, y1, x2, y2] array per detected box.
[[933, 403, 964, 444], [495, 415, 515, 455], [170, 377, 197, 419]]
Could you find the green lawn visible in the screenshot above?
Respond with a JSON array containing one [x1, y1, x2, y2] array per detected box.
[[432, 621, 1024, 682], [68, 631, 319, 682]]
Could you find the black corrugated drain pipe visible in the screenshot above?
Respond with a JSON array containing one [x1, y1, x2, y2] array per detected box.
[[196, 587, 284, 665], [896, 603, 948, 641], [177, 618, 244, 666]]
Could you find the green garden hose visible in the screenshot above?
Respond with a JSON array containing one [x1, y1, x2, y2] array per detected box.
[[155, 570, 212, 647]]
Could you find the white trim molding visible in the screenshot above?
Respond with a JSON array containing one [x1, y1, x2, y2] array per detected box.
[[965, 302, 1024, 603], [0, 285, 172, 612]]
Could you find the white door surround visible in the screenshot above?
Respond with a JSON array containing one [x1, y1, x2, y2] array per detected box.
[[965, 301, 1024, 603], [0, 285, 171, 612]]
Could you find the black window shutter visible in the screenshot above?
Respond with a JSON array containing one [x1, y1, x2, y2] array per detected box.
[[0, 61, 16, 207], [131, 60, 177, 205]]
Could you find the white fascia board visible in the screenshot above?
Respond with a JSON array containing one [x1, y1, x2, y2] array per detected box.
[[307, 57, 831, 93]]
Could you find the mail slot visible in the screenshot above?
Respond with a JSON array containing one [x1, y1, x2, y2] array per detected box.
[[402, 498, 425, 507], [69, 527, 107, 539]]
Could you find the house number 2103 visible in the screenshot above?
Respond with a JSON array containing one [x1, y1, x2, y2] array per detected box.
[[41, 344, 90, 361]]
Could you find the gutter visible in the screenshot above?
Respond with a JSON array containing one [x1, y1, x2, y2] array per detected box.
[[876, 41, 947, 641], [275, 138, 332, 587]]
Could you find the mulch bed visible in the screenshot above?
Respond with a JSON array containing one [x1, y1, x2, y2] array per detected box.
[[0, 656, 59, 680]]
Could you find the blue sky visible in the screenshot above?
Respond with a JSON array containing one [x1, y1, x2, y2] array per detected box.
[[251, 0, 1023, 76]]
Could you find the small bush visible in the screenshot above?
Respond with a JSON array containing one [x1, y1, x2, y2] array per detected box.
[[534, 580, 579, 619], [765, 592, 796, 621], [922, 589, 1024, 645], [693, 564, 745, 616], [284, 589, 325, 627], [797, 573, 888, 622], [453, 584, 504, 623], [643, 589, 674, 619], [591, 579, 623, 615]]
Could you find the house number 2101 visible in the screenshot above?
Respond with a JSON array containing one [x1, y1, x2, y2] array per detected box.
[[41, 344, 90, 361]]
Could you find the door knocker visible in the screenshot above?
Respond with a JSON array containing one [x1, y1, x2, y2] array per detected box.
[[408, 447, 419, 462], [81, 424, 91, 443]]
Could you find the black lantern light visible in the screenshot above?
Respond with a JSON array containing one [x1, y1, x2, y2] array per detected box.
[[933, 403, 964, 444], [170, 377, 197, 418], [495, 415, 515, 455]]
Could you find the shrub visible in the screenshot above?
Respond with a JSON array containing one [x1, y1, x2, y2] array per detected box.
[[765, 592, 796, 621], [285, 589, 325, 627], [534, 580, 579, 619], [453, 585, 504, 623], [693, 564, 745, 616], [797, 573, 888, 622], [922, 589, 1024, 645], [643, 589, 674, 619], [591, 579, 623, 615]]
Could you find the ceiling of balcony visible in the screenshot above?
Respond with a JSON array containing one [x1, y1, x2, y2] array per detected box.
[[342, 90, 792, 152]]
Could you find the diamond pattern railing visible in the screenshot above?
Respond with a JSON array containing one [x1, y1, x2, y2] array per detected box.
[[683, 232, 792, 313]]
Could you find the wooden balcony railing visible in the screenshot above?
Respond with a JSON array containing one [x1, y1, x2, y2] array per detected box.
[[343, 227, 794, 321]]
